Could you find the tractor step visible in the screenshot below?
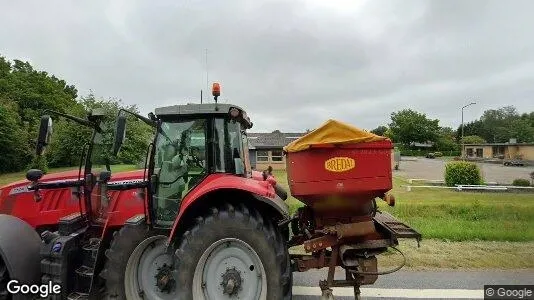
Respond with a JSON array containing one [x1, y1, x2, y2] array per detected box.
[[81, 238, 100, 266], [75, 265, 94, 277], [67, 292, 89, 300], [373, 211, 422, 241]]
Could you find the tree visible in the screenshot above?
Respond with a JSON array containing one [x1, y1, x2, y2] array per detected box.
[[507, 118, 534, 143], [521, 112, 534, 128], [456, 120, 485, 142], [371, 125, 388, 136], [456, 106, 534, 143], [460, 135, 486, 144], [388, 109, 440, 146], [479, 106, 520, 143], [0, 55, 80, 172], [436, 127, 459, 151], [0, 99, 30, 173], [0, 57, 78, 126], [46, 105, 92, 168], [47, 93, 153, 168], [80, 93, 153, 166]]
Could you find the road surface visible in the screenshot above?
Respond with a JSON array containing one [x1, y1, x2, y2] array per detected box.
[[292, 268, 534, 299], [395, 158, 534, 184]]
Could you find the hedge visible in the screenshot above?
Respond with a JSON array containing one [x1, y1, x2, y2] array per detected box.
[[401, 149, 461, 157], [444, 161, 483, 186]]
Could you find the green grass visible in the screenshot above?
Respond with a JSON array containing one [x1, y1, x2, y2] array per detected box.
[[273, 170, 534, 242], [0, 164, 138, 187]]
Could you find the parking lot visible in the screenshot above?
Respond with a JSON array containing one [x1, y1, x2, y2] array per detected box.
[[395, 158, 534, 184]]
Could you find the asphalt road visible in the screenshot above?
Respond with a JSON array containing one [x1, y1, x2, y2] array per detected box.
[[395, 158, 534, 184], [292, 268, 534, 299]]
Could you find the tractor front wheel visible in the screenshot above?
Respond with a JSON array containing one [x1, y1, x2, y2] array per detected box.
[[103, 225, 172, 300], [0, 256, 10, 300], [174, 203, 292, 300]]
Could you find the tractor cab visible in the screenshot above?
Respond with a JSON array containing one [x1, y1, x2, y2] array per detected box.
[[115, 100, 254, 226]]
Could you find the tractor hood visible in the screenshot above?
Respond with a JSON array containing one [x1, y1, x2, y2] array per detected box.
[[0, 169, 145, 190], [0, 168, 145, 228]]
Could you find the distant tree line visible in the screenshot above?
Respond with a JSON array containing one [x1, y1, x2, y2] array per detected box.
[[0, 56, 151, 174], [371, 106, 534, 152]]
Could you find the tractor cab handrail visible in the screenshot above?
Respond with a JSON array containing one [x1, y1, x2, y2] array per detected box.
[[28, 179, 84, 191], [107, 180, 148, 191]]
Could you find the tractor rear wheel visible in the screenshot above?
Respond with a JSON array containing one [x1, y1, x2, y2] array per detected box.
[[174, 203, 292, 300]]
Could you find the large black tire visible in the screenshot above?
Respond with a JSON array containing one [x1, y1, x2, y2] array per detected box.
[[174, 203, 292, 300], [101, 225, 153, 300], [0, 215, 40, 300]]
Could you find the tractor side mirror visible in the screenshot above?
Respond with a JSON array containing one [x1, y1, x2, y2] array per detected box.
[[112, 114, 127, 156], [26, 169, 44, 182], [26, 169, 44, 202], [98, 170, 112, 183], [36, 115, 53, 156]]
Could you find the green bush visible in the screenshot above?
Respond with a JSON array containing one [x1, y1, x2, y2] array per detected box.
[[28, 155, 49, 174], [444, 161, 482, 186], [512, 178, 531, 187]]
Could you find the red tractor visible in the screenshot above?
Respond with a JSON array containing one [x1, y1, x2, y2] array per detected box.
[[0, 84, 420, 300]]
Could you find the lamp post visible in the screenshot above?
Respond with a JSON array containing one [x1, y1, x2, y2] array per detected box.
[[461, 102, 476, 159]]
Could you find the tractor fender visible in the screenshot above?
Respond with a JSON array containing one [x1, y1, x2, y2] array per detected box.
[[168, 174, 290, 243], [251, 193, 290, 221], [0, 215, 41, 287]]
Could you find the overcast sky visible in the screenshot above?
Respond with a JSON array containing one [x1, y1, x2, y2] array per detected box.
[[2, 0, 534, 132]]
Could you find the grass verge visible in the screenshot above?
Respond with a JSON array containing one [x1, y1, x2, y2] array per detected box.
[[291, 239, 534, 269]]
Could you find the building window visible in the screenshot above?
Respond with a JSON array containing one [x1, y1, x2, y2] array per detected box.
[[466, 148, 474, 157], [257, 150, 269, 162], [492, 146, 505, 158], [271, 150, 283, 162], [476, 148, 483, 158]]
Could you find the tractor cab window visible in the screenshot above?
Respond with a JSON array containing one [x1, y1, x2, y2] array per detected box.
[[241, 131, 251, 177], [214, 118, 245, 174], [154, 119, 207, 226]]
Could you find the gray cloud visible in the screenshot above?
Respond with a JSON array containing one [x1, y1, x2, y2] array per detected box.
[[1, 0, 534, 132]]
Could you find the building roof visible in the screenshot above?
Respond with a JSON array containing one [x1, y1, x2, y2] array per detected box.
[[464, 143, 534, 146], [248, 130, 305, 149]]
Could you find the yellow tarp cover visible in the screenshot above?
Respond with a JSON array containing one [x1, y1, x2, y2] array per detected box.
[[283, 119, 387, 153]]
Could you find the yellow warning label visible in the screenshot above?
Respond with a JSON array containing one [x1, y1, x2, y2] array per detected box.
[[324, 157, 355, 172]]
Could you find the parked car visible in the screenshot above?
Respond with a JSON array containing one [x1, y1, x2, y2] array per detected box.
[[426, 152, 436, 159], [504, 159, 525, 167]]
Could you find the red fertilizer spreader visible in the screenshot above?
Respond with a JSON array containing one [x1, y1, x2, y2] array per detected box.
[[284, 119, 421, 299]]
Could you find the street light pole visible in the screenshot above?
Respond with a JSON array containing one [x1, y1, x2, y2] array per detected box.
[[461, 102, 477, 159]]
